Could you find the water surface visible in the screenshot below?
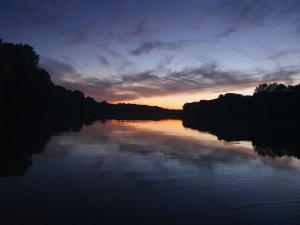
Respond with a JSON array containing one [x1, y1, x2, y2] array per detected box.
[[1, 120, 300, 225]]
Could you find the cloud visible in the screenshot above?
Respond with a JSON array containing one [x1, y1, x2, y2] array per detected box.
[[63, 30, 90, 47], [106, 49, 133, 69], [156, 56, 173, 73], [97, 54, 110, 66], [5, 0, 300, 105], [264, 49, 300, 61], [212, 0, 300, 39], [54, 62, 300, 102], [130, 41, 178, 56], [262, 66, 300, 81], [130, 39, 210, 56], [229, 0, 270, 26], [215, 27, 238, 39], [39, 57, 81, 83], [122, 72, 158, 83], [130, 18, 151, 37]]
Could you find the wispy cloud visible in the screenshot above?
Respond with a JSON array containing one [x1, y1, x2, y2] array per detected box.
[[212, 0, 300, 39], [130, 18, 153, 37], [106, 49, 133, 69], [97, 54, 110, 66], [55, 62, 300, 102], [63, 30, 90, 48], [39, 57, 81, 83], [130, 41, 179, 56], [264, 49, 300, 61], [4, 0, 300, 106], [130, 39, 211, 56]]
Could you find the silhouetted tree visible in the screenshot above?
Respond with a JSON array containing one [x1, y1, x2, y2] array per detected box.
[[184, 82, 300, 123], [0, 40, 179, 176], [0, 40, 180, 122], [183, 82, 300, 157]]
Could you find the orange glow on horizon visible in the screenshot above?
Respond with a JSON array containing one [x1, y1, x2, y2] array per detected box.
[[110, 119, 255, 153], [113, 87, 255, 109]]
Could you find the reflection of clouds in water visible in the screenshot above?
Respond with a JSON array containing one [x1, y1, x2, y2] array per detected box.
[[3, 119, 300, 225], [40, 120, 300, 175]]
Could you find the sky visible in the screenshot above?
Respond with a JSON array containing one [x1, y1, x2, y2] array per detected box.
[[1, 0, 300, 109]]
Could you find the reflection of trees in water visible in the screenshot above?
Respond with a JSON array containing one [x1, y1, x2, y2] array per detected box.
[[0, 40, 179, 177], [0, 116, 177, 177], [0, 114, 92, 177], [0, 41, 180, 131], [254, 146, 297, 158], [182, 118, 300, 159], [3, 116, 300, 177], [182, 83, 300, 158]]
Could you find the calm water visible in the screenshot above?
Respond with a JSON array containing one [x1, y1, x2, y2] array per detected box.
[[1, 120, 300, 225]]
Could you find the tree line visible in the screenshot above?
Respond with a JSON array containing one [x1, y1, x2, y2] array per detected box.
[[182, 82, 300, 157], [183, 83, 300, 123], [0, 40, 180, 125]]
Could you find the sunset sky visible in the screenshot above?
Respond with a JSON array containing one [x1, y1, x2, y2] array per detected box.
[[1, 0, 300, 108]]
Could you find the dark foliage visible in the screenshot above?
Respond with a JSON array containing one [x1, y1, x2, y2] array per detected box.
[[99, 103, 181, 120], [0, 114, 94, 177], [0, 40, 180, 123], [0, 41, 104, 124], [183, 83, 300, 158], [183, 83, 300, 122], [0, 40, 180, 176]]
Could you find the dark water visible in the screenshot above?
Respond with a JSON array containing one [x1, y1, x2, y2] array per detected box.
[[1, 120, 300, 225]]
